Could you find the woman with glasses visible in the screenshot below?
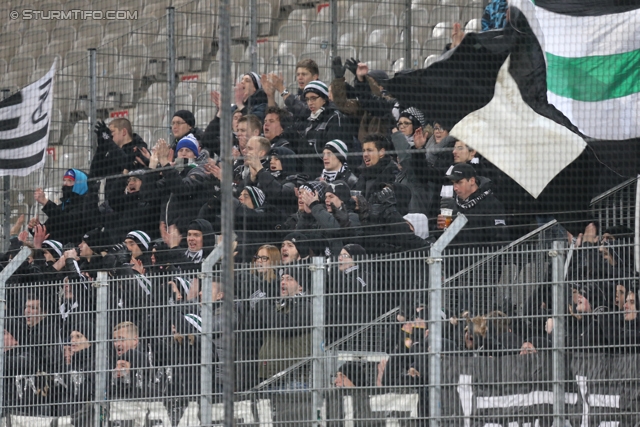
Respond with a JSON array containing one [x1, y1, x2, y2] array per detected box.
[[252, 245, 282, 292], [297, 80, 351, 179]]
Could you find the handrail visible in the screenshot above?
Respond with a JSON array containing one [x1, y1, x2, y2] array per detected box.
[[590, 176, 638, 205]]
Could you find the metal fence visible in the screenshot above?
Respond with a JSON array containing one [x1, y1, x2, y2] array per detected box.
[[0, 217, 638, 426]]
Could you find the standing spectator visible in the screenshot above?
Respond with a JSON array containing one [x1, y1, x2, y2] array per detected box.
[[280, 232, 312, 264], [90, 118, 148, 202], [236, 72, 269, 121], [436, 163, 508, 246], [298, 81, 350, 178], [352, 134, 399, 199], [263, 59, 319, 120], [33, 169, 100, 246], [170, 110, 203, 149], [110, 321, 149, 399], [257, 263, 313, 388]]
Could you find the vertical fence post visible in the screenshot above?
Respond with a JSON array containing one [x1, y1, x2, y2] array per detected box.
[[88, 49, 97, 156], [94, 271, 110, 427], [551, 240, 566, 427], [167, 6, 176, 141], [1, 176, 9, 252], [249, 0, 258, 71], [218, 0, 235, 423], [404, 0, 412, 70], [428, 215, 468, 427], [0, 247, 31, 418], [330, 0, 337, 65], [311, 257, 325, 425]]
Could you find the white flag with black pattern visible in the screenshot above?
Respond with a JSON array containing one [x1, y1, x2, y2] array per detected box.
[[0, 59, 56, 176]]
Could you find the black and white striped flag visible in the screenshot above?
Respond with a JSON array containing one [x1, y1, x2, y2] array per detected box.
[[0, 60, 56, 176]]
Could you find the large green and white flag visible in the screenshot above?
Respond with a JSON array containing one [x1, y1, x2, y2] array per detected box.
[[511, 0, 640, 140]]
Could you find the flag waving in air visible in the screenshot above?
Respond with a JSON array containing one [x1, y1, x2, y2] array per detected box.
[[511, 0, 640, 141], [0, 60, 56, 177]]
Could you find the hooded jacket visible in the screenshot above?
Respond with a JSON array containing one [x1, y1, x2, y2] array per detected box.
[[238, 89, 268, 121], [42, 169, 101, 245]]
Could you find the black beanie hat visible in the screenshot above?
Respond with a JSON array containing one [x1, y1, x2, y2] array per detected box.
[[270, 146, 297, 176], [399, 107, 426, 132], [173, 110, 195, 128], [188, 219, 216, 250], [342, 243, 366, 258], [283, 232, 312, 259], [326, 180, 351, 205], [279, 261, 312, 290]]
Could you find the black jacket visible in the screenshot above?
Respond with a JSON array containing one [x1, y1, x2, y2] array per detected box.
[[353, 156, 400, 200], [297, 104, 351, 178], [448, 177, 509, 247]]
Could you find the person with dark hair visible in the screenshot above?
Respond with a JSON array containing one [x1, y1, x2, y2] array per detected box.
[[236, 72, 269, 121], [297, 80, 351, 178], [33, 169, 101, 246], [352, 134, 399, 199], [2, 321, 37, 413], [334, 362, 367, 387], [320, 140, 358, 188], [263, 106, 293, 148]]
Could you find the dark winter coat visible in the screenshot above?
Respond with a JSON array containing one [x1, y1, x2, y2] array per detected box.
[[352, 156, 400, 200]]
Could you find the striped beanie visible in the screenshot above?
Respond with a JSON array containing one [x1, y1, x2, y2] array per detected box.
[[244, 186, 266, 208], [42, 239, 63, 258], [324, 139, 348, 164], [303, 80, 329, 100], [244, 72, 262, 91], [126, 230, 151, 251], [299, 180, 327, 201]]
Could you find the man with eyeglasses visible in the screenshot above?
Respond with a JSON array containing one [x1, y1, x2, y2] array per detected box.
[[170, 110, 202, 150]]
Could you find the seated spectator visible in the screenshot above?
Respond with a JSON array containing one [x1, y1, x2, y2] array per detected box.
[[55, 321, 95, 417], [280, 232, 312, 264], [236, 72, 268, 121], [257, 263, 312, 388], [263, 59, 318, 121], [33, 169, 100, 246], [170, 110, 203, 149], [298, 80, 350, 178], [320, 140, 358, 188], [263, 106, 292, 148], [110, 321, 149, 399], [437, 163, 508, 246], [151, 136, 216, 229], [352, 134, 399, 199]]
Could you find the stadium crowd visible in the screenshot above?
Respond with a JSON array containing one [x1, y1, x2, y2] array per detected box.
[[0, 45, 638, 418]]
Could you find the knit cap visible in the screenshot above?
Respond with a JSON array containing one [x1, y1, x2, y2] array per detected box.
[[175, 134, 199, 157], [244, 186, 266, 208], [303, 80, 329, 100], [324, 139, 348, 164], [126, 230, 151, 251]]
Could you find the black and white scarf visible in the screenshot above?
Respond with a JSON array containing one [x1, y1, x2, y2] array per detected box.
[[457, 188, 493, 210], [321, 164, 346, 182]]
